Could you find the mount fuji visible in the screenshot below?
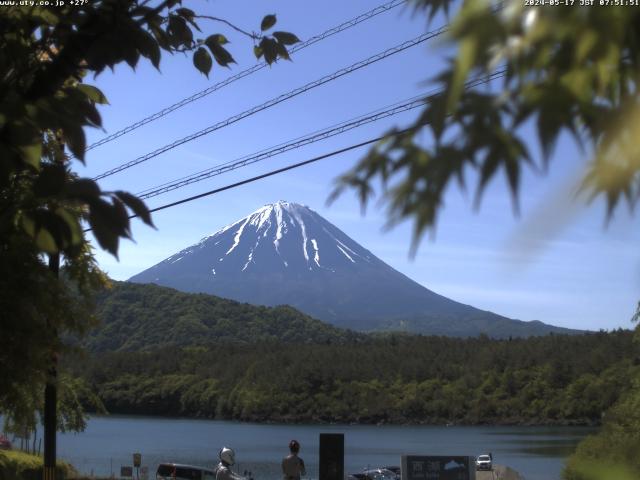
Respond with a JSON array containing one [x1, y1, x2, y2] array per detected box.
[[129, 201, 578, 337]]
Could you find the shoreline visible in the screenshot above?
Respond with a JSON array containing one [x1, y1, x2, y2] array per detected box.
[[84, 411, 602, 428], [55, 419, 588, 480]]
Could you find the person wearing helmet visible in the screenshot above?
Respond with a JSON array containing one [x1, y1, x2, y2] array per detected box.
[[282, 440, 306, 480], [216, 447, 246, 480]]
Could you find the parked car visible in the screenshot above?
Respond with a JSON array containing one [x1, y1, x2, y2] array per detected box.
[[382, 466, 400, 480], [348, 468, 397, 480], [348, 474, 368, 480], [156, 463, 216, 480], [475, 455, 492, 471], [0, 435, 12, 450]]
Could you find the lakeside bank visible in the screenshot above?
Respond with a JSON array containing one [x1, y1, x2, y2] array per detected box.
[[52, 415, 592, 480]]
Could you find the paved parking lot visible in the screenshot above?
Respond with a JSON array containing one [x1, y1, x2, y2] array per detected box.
[[476, 464, 524, 480]]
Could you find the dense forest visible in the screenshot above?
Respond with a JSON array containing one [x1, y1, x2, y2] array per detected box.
[[86, 282, 362, 351], [564, 371, 640, 479], [562, 326, 640, 480], [71, 282, 640, 478], [67, 330, 637, 426]]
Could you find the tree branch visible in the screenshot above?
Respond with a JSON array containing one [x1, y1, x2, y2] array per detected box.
[[135, 0, 173, 26], [194, 15, 257, 40]]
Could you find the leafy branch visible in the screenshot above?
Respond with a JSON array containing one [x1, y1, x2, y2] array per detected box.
[[333, 0, 640, 248]]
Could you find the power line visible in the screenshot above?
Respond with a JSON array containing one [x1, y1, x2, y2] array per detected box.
[[134, 70, 506, 200], [146, 136, 385, 215], [82, 71, 506, 235], [93, 25, 448, 181], [85, 0, 409, 152], [83, 136, 383, 233], [136, 95, 426, 199]]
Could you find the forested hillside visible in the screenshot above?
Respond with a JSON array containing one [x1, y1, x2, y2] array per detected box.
[[86, 282, 361, 351], [562, 326, 640, 480], [68, 330, 637, 425]]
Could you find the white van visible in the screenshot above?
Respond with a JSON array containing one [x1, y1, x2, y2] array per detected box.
[[475, 455, 492, 471]]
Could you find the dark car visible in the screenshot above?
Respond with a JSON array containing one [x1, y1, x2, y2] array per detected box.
[[348, 474, 368, 480], [156, 463, 216, 480]]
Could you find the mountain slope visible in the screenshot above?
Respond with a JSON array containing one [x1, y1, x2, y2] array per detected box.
[[129, 201, 579, 338], [87, 282, 361, 352]]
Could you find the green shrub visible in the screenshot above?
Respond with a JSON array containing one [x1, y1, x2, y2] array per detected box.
[[0, 450, 75, 480]]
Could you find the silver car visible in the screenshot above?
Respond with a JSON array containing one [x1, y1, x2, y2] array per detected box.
[[475, 455, 492, 471]]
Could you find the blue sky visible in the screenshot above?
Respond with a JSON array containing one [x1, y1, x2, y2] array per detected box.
[[77, 0, 639, 332]]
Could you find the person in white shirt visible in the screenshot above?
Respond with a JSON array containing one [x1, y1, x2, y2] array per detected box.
[[216, 447, 246, 480]]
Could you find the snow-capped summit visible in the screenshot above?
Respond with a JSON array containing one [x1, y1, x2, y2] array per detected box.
[[160, 201, 376, 277], [129, 202, 578, 337]]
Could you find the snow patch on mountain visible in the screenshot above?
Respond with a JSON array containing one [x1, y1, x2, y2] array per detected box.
[[274, 206, 284, 248], [336, 244, 355, 263], [242, 248, 255, 271], [183, 200, 367, 273], [310, 239, 321, 267], [288, 205, 310, 263], [142, 201, 371, 277], [226, 216, 251, 255]]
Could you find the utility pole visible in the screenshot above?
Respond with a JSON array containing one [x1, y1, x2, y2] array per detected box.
[[43, 252, 59, 480]]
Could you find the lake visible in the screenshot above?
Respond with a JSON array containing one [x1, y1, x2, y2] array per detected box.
[[57, 416, 596, 480]]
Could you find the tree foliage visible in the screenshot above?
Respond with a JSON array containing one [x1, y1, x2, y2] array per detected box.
[[329, 1, 640, 472], [0, 239, 106, 427], [3, 373, 105, 442], [1, 1, 297, 256], [563, 369, 640, 480], [0, 0, 298, 427], [333, 0, 640, 248], [561, 313, 640, 480], [66, 330, 637, 425], [86, 282, 362, 351]]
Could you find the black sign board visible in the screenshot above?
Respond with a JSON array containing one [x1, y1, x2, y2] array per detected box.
[[401, 456, 475, 480], [319, 433, 344, 480]]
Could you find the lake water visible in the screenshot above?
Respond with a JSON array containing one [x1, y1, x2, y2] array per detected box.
[[57, 416, 596, 480]]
